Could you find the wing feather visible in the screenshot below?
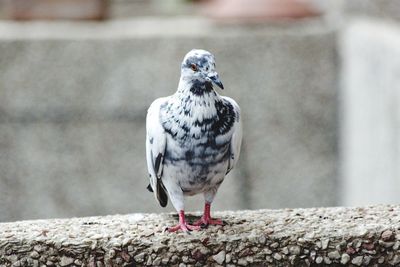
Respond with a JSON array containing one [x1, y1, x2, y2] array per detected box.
[[222, 96, 243, 174], [146, 97, 168, 207]]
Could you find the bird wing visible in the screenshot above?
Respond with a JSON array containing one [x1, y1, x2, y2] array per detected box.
[[222, 96, 243, 174], [145, 97, 168, 207]]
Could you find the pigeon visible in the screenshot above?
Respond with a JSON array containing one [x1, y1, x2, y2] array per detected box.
[[145, 49, 242, 232]]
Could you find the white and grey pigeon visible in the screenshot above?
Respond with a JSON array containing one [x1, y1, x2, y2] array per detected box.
[[145, 49, 242, 232]]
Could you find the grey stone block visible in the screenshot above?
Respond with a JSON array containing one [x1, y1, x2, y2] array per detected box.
[[340, 19, 400, 206], [0, 18, 338, 221], [238, 30, 338, 209]]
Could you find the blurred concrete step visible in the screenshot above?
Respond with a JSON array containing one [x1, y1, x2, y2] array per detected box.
[[0, 121, 245, 221]]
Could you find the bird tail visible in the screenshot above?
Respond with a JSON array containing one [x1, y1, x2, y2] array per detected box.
[[146, 181, 168, 208], [146, 183, 153, 192], [156, 181, 168, 208]]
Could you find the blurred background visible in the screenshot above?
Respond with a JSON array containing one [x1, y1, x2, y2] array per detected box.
[[0, 0, 399, 222]]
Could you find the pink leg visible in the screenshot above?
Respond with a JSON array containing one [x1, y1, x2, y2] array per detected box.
[[167, 210, 201, 233], [193, 203, 223, 227]]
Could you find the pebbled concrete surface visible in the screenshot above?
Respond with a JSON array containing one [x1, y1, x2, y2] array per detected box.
[[1, 205, 400, 266]]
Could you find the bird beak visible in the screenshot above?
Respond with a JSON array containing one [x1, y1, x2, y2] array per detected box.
[[208, 72, 224, 90]]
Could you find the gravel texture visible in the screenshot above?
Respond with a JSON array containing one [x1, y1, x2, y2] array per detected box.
[[1, 205, 400, 266]]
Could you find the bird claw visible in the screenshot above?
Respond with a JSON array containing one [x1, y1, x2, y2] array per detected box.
[[166, 223, 201, 233], [193, 216, 224, 227]]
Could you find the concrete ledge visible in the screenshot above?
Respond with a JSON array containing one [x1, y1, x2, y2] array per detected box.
[[1, 205, 400, 266]]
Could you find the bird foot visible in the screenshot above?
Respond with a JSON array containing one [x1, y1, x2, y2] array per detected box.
[[167, 222, 201, 233], [193, 216, 223, 227]]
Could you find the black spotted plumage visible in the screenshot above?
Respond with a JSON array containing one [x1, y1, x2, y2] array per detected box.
[[189, 80, 214, 95], [161, 96, 236, 141]]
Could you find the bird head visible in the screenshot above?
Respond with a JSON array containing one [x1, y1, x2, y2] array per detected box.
[[180, 49, 224, 90]]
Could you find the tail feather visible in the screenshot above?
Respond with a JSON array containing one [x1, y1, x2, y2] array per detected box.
[[146, 183, 153, 192], [148, 181, 168, 207], [157, 181, 168, 208]]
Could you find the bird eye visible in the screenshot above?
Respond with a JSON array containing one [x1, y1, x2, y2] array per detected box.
[[190, 64, 198, 72], [206, 67, 209, 71]]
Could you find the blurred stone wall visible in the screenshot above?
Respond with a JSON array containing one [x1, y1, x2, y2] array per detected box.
[[0, 18, 338, 222], [1, 0, 399, 223]]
